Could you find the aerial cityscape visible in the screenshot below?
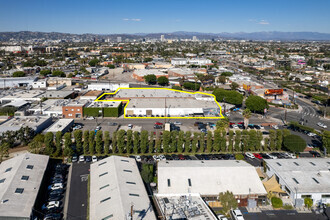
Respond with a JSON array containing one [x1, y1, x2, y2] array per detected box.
[[0, 0, 329, 220]]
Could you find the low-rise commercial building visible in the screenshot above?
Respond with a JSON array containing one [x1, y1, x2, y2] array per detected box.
[[158, 160, 267, 206], [265, 158, 330, 206], [62, 100, 89, 119], [43, 119, 74, 134], [90, 156, 156, 220], [0, 116, 53, 134], [0, 77, 38, 89], [0, 153, 49, 220], [87, 83, 129, 91], [132, 69, 168, 82]]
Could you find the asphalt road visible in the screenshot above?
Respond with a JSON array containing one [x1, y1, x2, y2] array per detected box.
[[66, 162, 90, 220], [241, 209, 329, 220]]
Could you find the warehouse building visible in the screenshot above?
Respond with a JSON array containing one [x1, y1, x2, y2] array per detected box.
[[132, 69, 168, 82], [84, 101, 122, 117], [0, 116, 53, 134], [87, 83, 129, 91], [90, 156, 156, 220], [0, 77, 38, 89], [0, 153, 49, 220], [43, 119, 74, 134], [265, 158, 330, 206], [62, 100, 90, 119], [158, 160, 267, 206]]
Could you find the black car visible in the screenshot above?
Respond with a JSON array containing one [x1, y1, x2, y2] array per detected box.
[[309, 151, 321, 157], [184, 155, 192, 160], [201, 154, 210, 160], [195, 154, 203, 160], [85, 156, 92, 162], [51, 179, 64, 184], [108, 122, 118, 126], [172, 154, 179, 160], [49, 189, 64, 196], [165, 155, 173, 160], [43, 213, 63, 220], [154, 125, 163, 129], [259, 153, 271, 159], [48, 194, 63, 202]]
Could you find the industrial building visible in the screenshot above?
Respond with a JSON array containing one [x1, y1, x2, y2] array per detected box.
[[0, 153, 49, 220], [0, 89, 45, 103], [90, 156, 156, 220], [28, 99, 67, 117], [43, 119, 74, 134], [0, 116, 53, 134], [62, 99, 90, 119], [0, 77, 38, 89], [265, 158, 330, 206], [84, 101, 122, 117], [132, 69, 168, 82], [99, 88, 221, 118], [157, 160, 267, 206], [87, 83, 129, 91]]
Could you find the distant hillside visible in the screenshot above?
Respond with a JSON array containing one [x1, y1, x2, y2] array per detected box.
[[1, 31, 330, 41]]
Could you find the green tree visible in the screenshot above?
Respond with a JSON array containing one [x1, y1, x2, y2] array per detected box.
[[104, 131, 110, 155], [172, 85, 182, 90], [216, 117, 229, 131], [230, 82, 239, 90], [52, 70, 66, 77], [213, 129, 221, 152], [264, 137, 270, 151], [243, 109, 252, 128], [245, 95, 269, 113], [304, 198, 313, 209], [12, 71, 26, 77], [149, 131, 154, 153], [107, 64, 115, 69], [0, 142, 10, 162], [228, 130, 234, 152], [199, 132, 205, 152], [95, 130, 103, 154], [157, 76, 169, 86], [218, 191, 238, 216], [112, 131, 118, 153], [283, 135, 306, 152], [141, 164, 153, 183], [282, 129, 291, 138], [269, 130, 276, 151], [44, 132, 54, 155], [221, 72, 233, 77], [117, 130, 126, 154], [207, 132, 213, 153], [212, 88, 243, 105], [220, 130, 227, 151], [183, 82, 200, 91], [54, 131, 62, 157], [63, 132, 73, 157], [83, 130, 89, 154], [217, 75, 227, 84], [29, 134, 44, 154], [140, 130, 149, 154], [191, 132, 199, 153], [248, 130, 257, 151], [89, 131, 95, 155], [241, 130, 249, 152], [88, 58, 99, 67], [144, 74, 157, 85], [177, 131, 184, 153], [40, 69, 51, 76], [133, 131, 140, 154], [234, 130, 241, 152], [170, 131, 178, 153], [184, 131, 191, 153], [307, 58, 316, 67], [155, 137, 162, 153], [74, 130, 83, 154], [126, 130, 133, 154], [322, 130, 330, 154], [163, 131, 171, 153], [276, 130, 283, 151], [271, 197, 283, 209], [256, 131, 263, 151]]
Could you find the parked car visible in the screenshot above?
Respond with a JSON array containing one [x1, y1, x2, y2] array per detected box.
[[232, 124, 239, 129], [128, 124, 133, 129], [43, 213, 63, 220], [86, 116, 95, 120], [155, 122, 163, 125], [48, 194, 63, 202], [232, 209, 244, 220], [92, 155, 98, 162], [266, 153, 277, 159], [79, 155, 85, 162], [259, 153, 271, 159], [108, 122, 118, 126], [72, 156, 78, 163], [283, 152, 296, 159], [95, 126, 101, 131], [85, 156, 92, 162], [154, 125, 163, 129], [317, 122, 327, 129], [253, 153, 262, 159], [48, 183, 63, 191], [245, 152, 255, 159], [42, 201, 60, 210], [308, 132, 317, 137], [173, 121, 182, 125], [73, 125, 82, 130], [194, 122, 203, 126], [178, 154, 185, 160], [309, 151, 321, 157], [271, 125, 279, 129], [48, 189, 64, 196]]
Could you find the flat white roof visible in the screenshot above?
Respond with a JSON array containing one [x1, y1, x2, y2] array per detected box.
[[0, 116, 51, 133], [90, 156, 156, 220], [86, 101, 121, 108], [115, 88, 195, 99], [133, 69, 167, 76], [0, 153, 49, 218], [265, 158, 330, 194], [158, 160, 267, 196], [43, 119, 73, 133]]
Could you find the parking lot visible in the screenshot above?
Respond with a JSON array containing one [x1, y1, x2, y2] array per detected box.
[[66, 162, 90, 220]]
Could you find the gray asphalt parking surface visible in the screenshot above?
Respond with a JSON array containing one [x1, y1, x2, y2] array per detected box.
[[241, 209, 329, 220], [66, 162, 90, 220]]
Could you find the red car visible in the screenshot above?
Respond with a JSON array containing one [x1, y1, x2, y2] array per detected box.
[[178, 154, 185, 160], [155, 122, 163, 126], [237, 122, 244, 125], [229, 122, 236, 125], [253, 153, 262, 159]]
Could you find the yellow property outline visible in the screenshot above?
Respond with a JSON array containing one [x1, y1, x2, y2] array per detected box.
[[95, 88, 224, 119]]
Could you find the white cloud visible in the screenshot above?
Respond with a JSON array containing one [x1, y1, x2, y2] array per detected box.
[[123, 18, 141, 22], [258, 20, 269, 25]]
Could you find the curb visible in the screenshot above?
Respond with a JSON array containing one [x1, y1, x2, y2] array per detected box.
[[63, 163, 73, 220]]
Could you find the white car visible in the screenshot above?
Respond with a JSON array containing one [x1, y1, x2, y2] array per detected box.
[[48, 183, 63, 190], [42, 201, 60, 210], [232, 209, 244, 220], [95, 126, 101, 131], [245, 152, 255, 159], [153, 155, 160, 161], [135, 155, 141, 162], [232, 124, 239, 129], [271, 125, 279, 129], [259, 125, 265, 129], [86, 116, 95, 120], [317, 122, 327, 129], [159, 154, 166, 161], [79, 155, 85, 162], [283, 152, 296, 159], [128, 124, 133, 129], [217, 214, 228, 220], [173, 121, 182, 125], [92, 155, 98, 162], [308, 132, 316, 137], [266, 153, 277, 159]]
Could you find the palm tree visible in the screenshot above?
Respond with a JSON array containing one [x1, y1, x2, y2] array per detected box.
[[243, 108, 252, 129]]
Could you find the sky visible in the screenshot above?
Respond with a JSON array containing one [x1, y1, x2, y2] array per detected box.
[[0, 0, 330, 34]]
